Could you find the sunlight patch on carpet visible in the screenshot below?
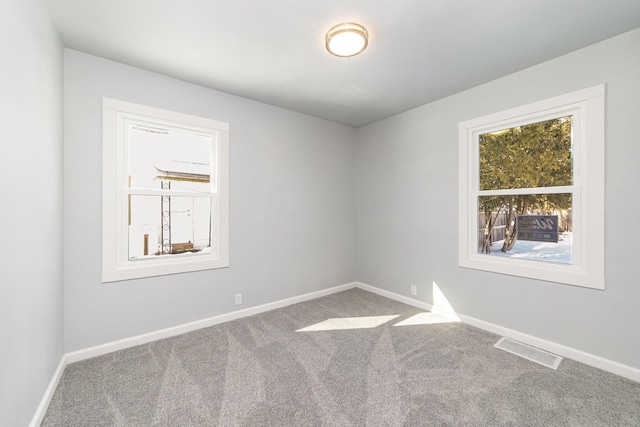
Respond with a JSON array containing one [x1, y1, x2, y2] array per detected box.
[[393, 312, 459, 326], [296, 315, 400, 332]]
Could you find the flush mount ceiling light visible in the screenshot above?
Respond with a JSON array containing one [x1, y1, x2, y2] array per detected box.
[[325, 22, 368, 58]]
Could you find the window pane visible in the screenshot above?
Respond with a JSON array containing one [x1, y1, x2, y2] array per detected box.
[[479, 116, 573, 191], [128, 123, 213, 192], [128, 195, 212, 260], [477, 193, 572, 264]]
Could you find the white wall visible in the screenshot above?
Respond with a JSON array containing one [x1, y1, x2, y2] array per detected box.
[[0, 0, 64, 425], [64, 50, 356, 352], [356, 28, 640, 369]]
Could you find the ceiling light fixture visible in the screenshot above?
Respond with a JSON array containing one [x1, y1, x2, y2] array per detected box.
[[325, 22, 368, 58]]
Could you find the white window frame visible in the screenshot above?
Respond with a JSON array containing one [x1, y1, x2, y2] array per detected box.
[[103, 98, 229, 282], [458, 85, 605, 290]]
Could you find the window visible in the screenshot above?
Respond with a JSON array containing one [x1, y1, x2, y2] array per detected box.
[[103, 99, 229, 282], [458, 85, 604, 289]]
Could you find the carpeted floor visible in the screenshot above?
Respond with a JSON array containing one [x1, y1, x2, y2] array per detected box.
[[42, 288, 640, 426]]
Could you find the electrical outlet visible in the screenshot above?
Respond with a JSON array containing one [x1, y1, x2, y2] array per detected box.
[[235, 293, 242, 305], [411, 285, 417, 296]]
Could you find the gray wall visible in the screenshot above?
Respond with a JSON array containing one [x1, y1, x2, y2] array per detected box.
[[64, 50, 356, 352], [2, 7, 636, 423], [0, 0, 64, 425], [356, 28, 640, 369]]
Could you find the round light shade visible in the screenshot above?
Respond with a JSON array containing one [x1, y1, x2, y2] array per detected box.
[[326, 23, 368, 57]]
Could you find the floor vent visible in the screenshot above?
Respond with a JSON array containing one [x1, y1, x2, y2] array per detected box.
[[494, 337, 563, 370]]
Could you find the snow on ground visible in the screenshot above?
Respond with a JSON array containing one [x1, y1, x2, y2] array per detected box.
[[485, 233, 572, 264]]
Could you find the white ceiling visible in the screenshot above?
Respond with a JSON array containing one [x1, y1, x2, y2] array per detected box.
[[43, 0, 640, 128]]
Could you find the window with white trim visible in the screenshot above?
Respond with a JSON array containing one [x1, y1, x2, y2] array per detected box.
[[458, 85, 604, 289], [103, 99, 229, 282]]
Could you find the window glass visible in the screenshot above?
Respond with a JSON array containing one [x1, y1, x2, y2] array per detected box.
[[478, 193, 572, 264], [476, 116, 574, 265], [478, 116, 573, 191], [128, 195, 212, 260], [128, 122, 213, 192]]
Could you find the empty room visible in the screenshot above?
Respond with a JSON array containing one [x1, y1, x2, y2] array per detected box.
[[2, 0, 640, 425]]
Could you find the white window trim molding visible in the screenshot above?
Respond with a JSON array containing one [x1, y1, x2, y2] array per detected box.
[[458, 85, 605, 290], [103, 98, 229, 282]]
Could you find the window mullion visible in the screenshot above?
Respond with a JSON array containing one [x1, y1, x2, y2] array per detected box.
[[124, 188, 214, 198], [477, 186, 576, 197]]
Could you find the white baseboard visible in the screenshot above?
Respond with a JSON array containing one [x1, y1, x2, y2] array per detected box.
[[357, 281, 640, 383], [356, 282, 433, 311], [34, 279, 639, 425], [35, 282, 358, 425], [29, 355, 66, 427], [457, 313, 640, 383], [66, 282, 357, 364]]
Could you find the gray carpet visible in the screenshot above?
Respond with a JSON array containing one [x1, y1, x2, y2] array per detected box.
[[42, 288, 640, 426]]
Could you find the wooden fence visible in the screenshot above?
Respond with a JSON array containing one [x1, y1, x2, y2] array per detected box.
[[478, 211, 507, 246]]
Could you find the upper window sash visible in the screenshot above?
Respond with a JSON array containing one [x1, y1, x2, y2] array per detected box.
[[469, 104, 582, 193], [120, 116, 219, 194]]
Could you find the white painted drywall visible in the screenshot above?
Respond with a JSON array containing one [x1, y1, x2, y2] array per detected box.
[[0, 0, 64, 425], [356, 28, 640, 369], [63, 50, 356, 352]]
